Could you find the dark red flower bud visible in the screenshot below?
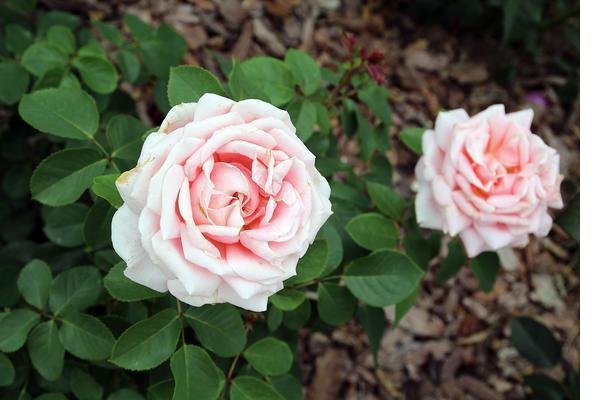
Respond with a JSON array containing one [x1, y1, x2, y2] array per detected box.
[[342, 32, 356, 55], [367, 49, 384, 64], [366, 64, 385, 85], [360, 47, 368, 61]]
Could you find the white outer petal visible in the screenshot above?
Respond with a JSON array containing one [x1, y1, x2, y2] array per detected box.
[[111, 205, 168, 292]]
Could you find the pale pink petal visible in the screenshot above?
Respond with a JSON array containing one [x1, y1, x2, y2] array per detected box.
[[217, 282, 274, 312], [193, 93, 235, 121], [112, 206, 168, 292], [506, 108, 534, 129], [434, 109, 470, 151], [159, 103, 197, 133], [415, 185, 444, 230], [432, 176, 453, 206], [152, 233, 221, 296], [474, 222, 515, 250], [222, 275, 269, 300], [459, 227, 487, 258], [226, 244, 285, 282], [232, 99, 294, 129], [472, 104, 505, 122], [160, 165, 185, 240]]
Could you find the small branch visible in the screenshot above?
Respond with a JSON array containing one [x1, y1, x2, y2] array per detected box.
[[176, 300, 186, 345], [327, 62, 363, 109], [220, 353, 242, 400]]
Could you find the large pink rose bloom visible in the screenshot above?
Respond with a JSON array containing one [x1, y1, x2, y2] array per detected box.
[[415, 105, 563, 257], [111, 94, 332, 311]]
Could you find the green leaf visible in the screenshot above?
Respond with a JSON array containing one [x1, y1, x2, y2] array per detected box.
[[345, 213, 398, 251], [470, 251, 500, 293], [111, 309, 181, 371], [394, 285, 418, 326], [434, 239, 465, 284], [0, 63, 30, 105], [116, 49, 141, 83], [106, 114, 146, 161], [502, 0, 521, 44], [30, 148, 107, 207], [400, 127, 426, 155], [46, 26, 75, 56], [523, 373, 565, 400], [287, 98, 317, 141], [167, 65, 225, 106], [92, 174, 123, 208], [107, 390, 144, 400], [21, 42, 67, 77], [170, 344, 225, 400], [228, 60, 269, 103], [270, 374, 302, 400], [511, 317, 561, 368], [403, 232, 441, 271], [35, 394, 69, 400], [243, 337, 293, 376], [49, 266, 102, 315], [37, 11, 81, 35], [284, 49, 321, 95], [358, 84, 391, 125], [184, 304, 246, 358], [92, 20, 124, 46], [365, 182, 407, 221], [330, 181, 369, 210], [341, 98, 358, 137], [0, 352, 15, 386], [356, 111, 376, 160], [230, 376, 284, 400], [239, 57, 295, 106], [357, 305, 385, 365], [17, 259, 52, 309], [282, 299, 311, 330], [285, 240, 328, 285], [344, 249, 424, 307], [5, 24, 33, 55], [557, 192, 579, 242], [139, 40, 182, 79], [42, 203, 88, 247], [83, 199, 116, 249], [70, 368, 103, 400], [317, 283, 356, 326], [124, 14, 154, 42], [267, 306, 283, 332], [74, 55, 118, 94], [59, 312, 115, 361], [270, 289, 305, 311], [316, 221, 343, 275], [27, 320, 64, 381], [19, 87, 99, 140], [147, 379, 175, 400], [0, 309, 40, 352], [104, 262, 163, 302]]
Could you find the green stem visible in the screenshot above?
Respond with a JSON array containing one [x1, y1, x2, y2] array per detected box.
[[90, 136, 111, 158], [176, 300, 186, 345], [291, 274, 342, 289], [221, 353, 241, 400]]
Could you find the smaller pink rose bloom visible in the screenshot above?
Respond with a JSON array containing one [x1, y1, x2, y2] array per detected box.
[[111, 94, 332, 311], [415, 105, 563, 257]]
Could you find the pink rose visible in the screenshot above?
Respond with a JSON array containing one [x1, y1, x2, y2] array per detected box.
[[415, 105, 563, 257], [111, 94, 332, 311]]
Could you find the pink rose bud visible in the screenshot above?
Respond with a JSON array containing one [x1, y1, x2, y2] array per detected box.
[[414, 105, 563, 257], [111, 94, 332, 311]]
